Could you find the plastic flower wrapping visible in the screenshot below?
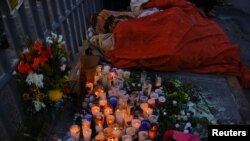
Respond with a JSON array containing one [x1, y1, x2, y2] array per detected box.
[[16, 33, 71, 115]]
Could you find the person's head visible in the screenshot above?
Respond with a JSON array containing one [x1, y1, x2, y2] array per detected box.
[[104, 15, 134, 33]]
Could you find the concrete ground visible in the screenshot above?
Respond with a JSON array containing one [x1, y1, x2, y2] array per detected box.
[[49, 0, 250, 140]]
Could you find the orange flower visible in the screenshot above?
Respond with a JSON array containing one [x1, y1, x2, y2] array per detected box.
[[31, 57, 48, 69], [18, 61, 32, 74], [33, 41, 43, 52], [40, 47, 52, 58]]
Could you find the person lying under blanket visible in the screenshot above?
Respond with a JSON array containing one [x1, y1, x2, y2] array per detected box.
[[89, 0, 250, 88]]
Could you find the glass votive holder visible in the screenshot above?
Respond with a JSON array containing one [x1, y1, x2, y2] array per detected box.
[[95, 134, 105, 141], [138, 131, 148, 141], [125, 127, 136, 139], [132, 119, 141, 131], [140, 96, 148, 104], [69, 124, 80, 141], [122, 135, 132, 141], [106, 114, 115, 126], [82, 119, 91, 129]]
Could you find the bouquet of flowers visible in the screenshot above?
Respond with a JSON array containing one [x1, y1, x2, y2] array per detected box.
[[16, 33, 71, 115]]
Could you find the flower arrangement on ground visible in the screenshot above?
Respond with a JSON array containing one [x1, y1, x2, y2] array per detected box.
[[16, 33, 71, 115]]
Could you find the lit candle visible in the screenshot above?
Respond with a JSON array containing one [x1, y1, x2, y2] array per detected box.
[[147, 98, 155, 107], [115, 108, 124, 125], [104, 106, 113, 116], [82, 128, 92, 141], [82, 119, 91, 129], [102, 70, 108, 88], [122, 135, 132, 141], [150, 92, 159, 99], [124, 114, 133, 127], [107, 136, 118, 141], [138, 131, 148, 141], [155, 76, 162, 87], [95, 112, 104, 126], [69, 125, 80, 141], [106, 115, 115, 126], [140, 103, 149, 111], [144, 107, 153, 118], [99, 99, 108, 107], [125, 127, 136, 136], [149, 123, 158, 140], [91, 105, 100, 116], [112, 124, 121, 138], [157, 96, 166, 107], [132, 119, 141, 130], [85, 82, 93, 93], [95, 124, 104, 133], [95, 134, 105, 141], [104, 127, 113, 137]]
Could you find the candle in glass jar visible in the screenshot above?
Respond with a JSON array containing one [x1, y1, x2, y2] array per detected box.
[[82, 128, 92, 141], [104, 106, 113, 116], [107, 136, 118, 141], [91, 105, 100, 116], [126, 127, 136, 136], [147, 98, 155, 107], [85, 82, 93, 93], [149, 124, 158, 140], [106, 115, 115, 126], [115, 108, 124, 125], [124, 114, 133, 127], [95, 112, 104, 125], [132, 119, 141, 130], [95, 134, 105, 141], [99, 99, 108, 107], [95, 124, 104, 133], [104, 127, 113, 137], [69, 124, 80, 141], [138, 131, 148, 141], [143, 107, 153, 118], [122, 135, 132, 141], [112, 124, 121, 138], [155, 76, 162, 87], [140, 103, 149, 111], [82, 119, 91, 129]]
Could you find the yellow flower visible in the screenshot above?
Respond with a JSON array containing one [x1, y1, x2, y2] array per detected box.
[[48, 89, 63, 102]]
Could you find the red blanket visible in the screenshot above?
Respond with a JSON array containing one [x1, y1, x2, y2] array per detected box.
[[106, 0, 250, 88]]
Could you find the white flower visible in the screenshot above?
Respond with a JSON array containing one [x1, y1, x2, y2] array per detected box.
[[123, 71, 131, 79], [46, 37, 53, 44], [25, 73, 44, 88], [12, 71, 17, 75], [22, 48, 29, 53], [131, 83, 135, 87], [175, 123, 180, 128], [180, 110, 185, 115], [60, 64, 67, 71], [182, 115, 188, 121], [51, 32, 57, 39], [185, 122, 192, 128], [172, 100, 177, 106], [184, 129, 189, 133], [163, 112, 167, 116], [57, 35, 63, 43], [137, 83, 141, 87], [33, 100, 46, 112], [186, 112, 191, 117]]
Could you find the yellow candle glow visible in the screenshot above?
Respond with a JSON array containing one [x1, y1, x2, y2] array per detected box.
[[104, 106, 113, 116], [99, 99, 108, 107], [132, 119, 141, 130], [69, 124, 80, 140], [95, 134, 105, 141], [106, 115, 115, 126], [107, 136, 118, 141], [82, 119, 91, 129], [91, 105, 101, 116]]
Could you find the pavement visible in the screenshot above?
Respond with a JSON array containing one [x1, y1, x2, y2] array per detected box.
[[49, 0, 250, 140]]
